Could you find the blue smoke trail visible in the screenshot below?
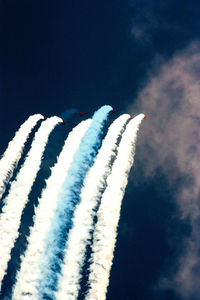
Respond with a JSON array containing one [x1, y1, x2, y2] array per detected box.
[[60, 108, 78, 121], [37, 105, 112, 299]]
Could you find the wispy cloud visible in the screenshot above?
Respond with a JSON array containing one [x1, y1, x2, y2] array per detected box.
[[129, 41, 200, 299], [131, 2, 167, 44]]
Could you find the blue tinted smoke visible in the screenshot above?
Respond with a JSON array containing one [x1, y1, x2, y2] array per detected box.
[[38, 105, 112, 299], [59, 108, 78, 121]]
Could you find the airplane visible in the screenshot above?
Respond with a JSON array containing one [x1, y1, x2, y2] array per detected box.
[[60, 121, 66, 125], [76, 112, 88, 117], [128, 115, 147, 120], [110, 109, 119, 114]]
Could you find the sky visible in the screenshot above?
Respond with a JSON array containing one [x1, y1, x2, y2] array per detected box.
[[1, 1, 200, 299]]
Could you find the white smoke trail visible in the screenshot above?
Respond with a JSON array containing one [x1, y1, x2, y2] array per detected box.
[[12, 119, 92, 300], [55, 114, 130, 300], [0, 116, 61, 288], [86, 114, 144, 300], [36, 106, 112, 299], [0, 114, 43, 199]]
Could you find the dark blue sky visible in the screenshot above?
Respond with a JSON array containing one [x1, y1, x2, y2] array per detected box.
[[1, 0, 200, 153], [1, 1, 200, 299]]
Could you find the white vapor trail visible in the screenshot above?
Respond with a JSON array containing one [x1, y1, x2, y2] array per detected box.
[[0, 114, 43, 199], [55, 114, 130, 300], [86, 114, 144, 300], [12, 119, 92, 300], [0, 116, 61, 288]]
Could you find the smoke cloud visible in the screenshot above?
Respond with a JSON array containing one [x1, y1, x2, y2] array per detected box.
[[37, 105, 112, 299], [56, 114, 130, 300], [12, 119, 92, 300], [0, 114, 43, 199], [129, 41, 200, 299], [0, 116, 61, 288], [59, 108, 78, 121]]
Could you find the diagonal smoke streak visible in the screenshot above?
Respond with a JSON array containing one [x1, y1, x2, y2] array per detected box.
[[86, 114, 144, 300], [37, 105, 112, 299], [55, 114, 130, 300], [0, 117, 61, 289], [12, 119, 92, 300], [0, 114, 43, 199]]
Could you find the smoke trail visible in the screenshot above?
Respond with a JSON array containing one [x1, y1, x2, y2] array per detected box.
[[37, 105, 112, 299], [60, 108, 78, 120], [0, 114, 43, 199], [0, 117, 61, 288], [55, 114, 130, 300], [12, 119, 92, 300], [86, 114, 144, 300]]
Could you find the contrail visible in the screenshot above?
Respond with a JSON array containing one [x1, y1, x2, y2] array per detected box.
[[86, 114, 144, 300], [0, 117, 61, 288], [55, 114, 130, 300], [0, 114, 43, 199], [12, 119, 92, 300], [37, 105, 112, 299]]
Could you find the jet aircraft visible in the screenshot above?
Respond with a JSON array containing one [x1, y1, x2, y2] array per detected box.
[[128, 115, 147, 120], [76, 112, 88, 117], [110, 109, 119, 114]]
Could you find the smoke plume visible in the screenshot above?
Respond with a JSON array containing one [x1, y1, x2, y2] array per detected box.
[[129, 41, 200, 299]]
